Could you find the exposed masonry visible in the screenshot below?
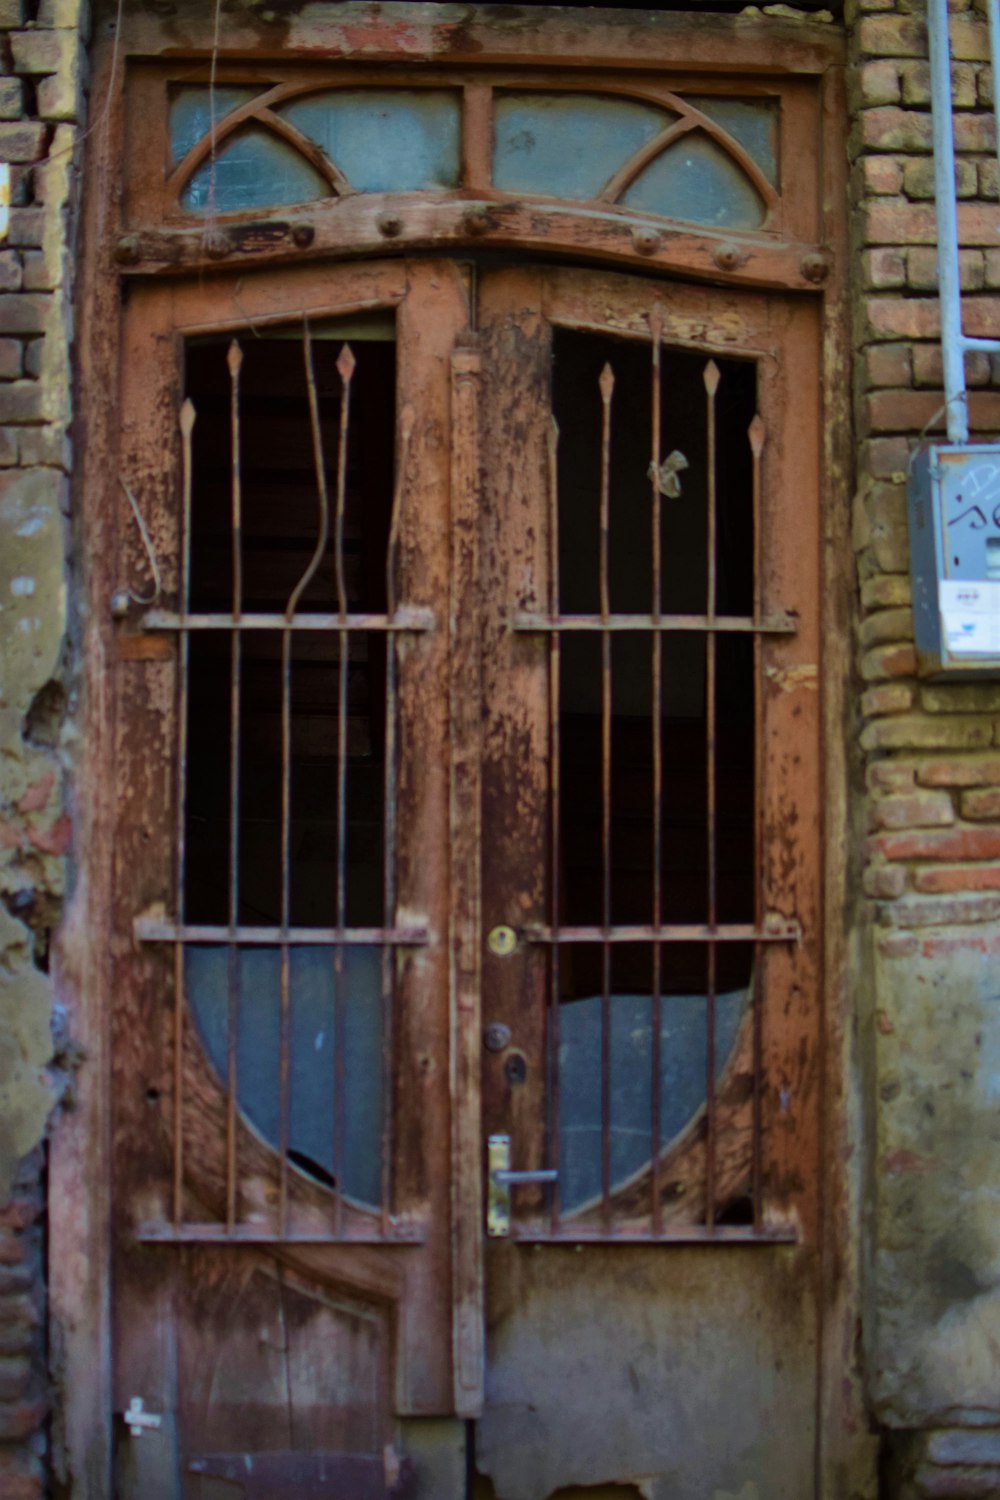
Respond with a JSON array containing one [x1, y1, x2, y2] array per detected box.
[[850, 0, 1000, 912], [0, 0, 84, 1494]]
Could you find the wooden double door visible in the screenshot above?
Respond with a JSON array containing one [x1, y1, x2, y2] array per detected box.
[[111, 255, 823, 1499]]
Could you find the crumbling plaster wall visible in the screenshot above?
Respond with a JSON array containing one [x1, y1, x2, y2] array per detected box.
[[847, 0, 1000, 1490], [0, 0, 84, 1493]]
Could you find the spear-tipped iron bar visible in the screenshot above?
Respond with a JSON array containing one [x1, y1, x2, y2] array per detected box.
[[749, 412, 766, 1231], [226, 339, 243, 1233], [548, 416, 562, 1234], [704, 358, 720, 1231], [649, 308, 664, 1237], [174, 397, 196, 1227], [599, 361, 615, 1231], [333, 343, 355, 1235]]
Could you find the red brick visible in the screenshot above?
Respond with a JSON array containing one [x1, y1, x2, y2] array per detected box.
[[867, 759, 918, 791], [861, 106, 932, 153], [862, 643, 918, 681], [865, 201, 1000, 247], [879, 931, 919, 958], [859, 60, 902, 104], [862, 155, 905, 196], [0, 1358, 31, 1402], [911, 343, 993, 387], [0, 1201, 36, 1234], [866, 388, 1000, 434], [0, 123, 46, 165], [869, 826, 1000, 861], [862, 717, 995, 752], [858, 13, 926, 55], [0, 1236, 27, 1267], [865, 343, 913, 389], [863, 246, 906, 290], [950, 14, 992, 58], [0, 339, 22, 380], [859, 605, 913, 648], [918, 755, 1000, 786], [898, 58, 978, 107], [914, 864, 1000, 892], [10, 28, 75, 76], [0, 296, 48, 337], [872, 791, 955, 829], [0, 1399, 46, 1442], [862, 574, 912, 611], [908, 246, 983, 291], [960, 786, 1000, 818], [861, 436, 912, 478], [864, 863, 908, 898], [862, 682, 914, 717]]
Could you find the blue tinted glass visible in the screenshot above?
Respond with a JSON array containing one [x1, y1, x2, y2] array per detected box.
[[280, 90, 461, 191], [621, 134, 765, 229], [187, 944, 383, 1206], [169, 87, 259, 165], [558, 986, 747, 1214], [493, 93, 669, 202], [181, 128, 328, 213], [687, 96, 779, 187]]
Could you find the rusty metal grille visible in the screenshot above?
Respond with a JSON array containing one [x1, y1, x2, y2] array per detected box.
[[136, 322, 427, 1244], [512, 315, 800, 1242]]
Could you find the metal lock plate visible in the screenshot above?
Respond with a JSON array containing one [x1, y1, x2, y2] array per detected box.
[[487, 925, 517, 957]]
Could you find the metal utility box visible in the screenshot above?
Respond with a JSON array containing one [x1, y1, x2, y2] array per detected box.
[[908, 443, 1000, 676]]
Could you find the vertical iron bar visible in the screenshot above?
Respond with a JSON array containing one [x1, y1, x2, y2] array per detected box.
[[599, 362, 615, 1232], [547, 417, 562, 1234], [279, 627, 292, 1236], [381, 404, 412, 1230], [649, 309, 663, 1237], [749, 412, 766, 1232], [174, 397, 196, 1228], [225, 340, 243, 1233], [333, 345, 356, 1235], [703, 359, 720, 1230]]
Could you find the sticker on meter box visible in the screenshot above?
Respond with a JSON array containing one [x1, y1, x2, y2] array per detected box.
[[940, 580, 1000, 655]]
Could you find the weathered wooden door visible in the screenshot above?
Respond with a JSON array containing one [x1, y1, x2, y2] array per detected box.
[[110, 255, 822, 1499], [111, 257, 471, 1499], [472, 264, 824, 1500]]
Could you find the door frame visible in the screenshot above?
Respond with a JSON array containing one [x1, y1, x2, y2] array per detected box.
[[54, 6, 862, 1495]]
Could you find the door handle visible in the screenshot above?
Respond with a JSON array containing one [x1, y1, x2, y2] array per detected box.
[[487, 1134, 558, 1237]]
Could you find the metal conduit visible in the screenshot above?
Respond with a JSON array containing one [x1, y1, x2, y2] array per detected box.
[[929, 0, 1000, 441]]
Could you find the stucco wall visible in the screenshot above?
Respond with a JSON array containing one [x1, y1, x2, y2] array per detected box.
[[847, 0, 1000, 1490], [0, 0, 83, 1492]]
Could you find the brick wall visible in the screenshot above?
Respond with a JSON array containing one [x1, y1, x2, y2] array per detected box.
[[0, 1, 84, 1495], [849, 0, 1000, 1489]]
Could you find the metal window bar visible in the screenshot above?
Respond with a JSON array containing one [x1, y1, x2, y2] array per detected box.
[[519, 331, 800, 1241], [929, 0, 1000, 442], [140, 326, 430, 1244]]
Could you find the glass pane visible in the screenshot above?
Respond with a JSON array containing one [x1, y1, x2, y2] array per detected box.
[[186, 945, 384, 1206], [493, 92, 670, 202], [181, 127, 329, 213], [686, 96, 779, 187], [169, 86, 260, 165], [280, 90, 461, 191], [621, 133, 765, 229], [558, 970, 750, 1215]]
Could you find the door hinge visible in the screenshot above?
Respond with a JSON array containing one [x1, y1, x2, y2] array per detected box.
[[487, 1134, 558, 1238]]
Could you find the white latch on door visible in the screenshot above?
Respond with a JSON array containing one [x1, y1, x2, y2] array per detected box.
[[124, 1397, 162, 1437]]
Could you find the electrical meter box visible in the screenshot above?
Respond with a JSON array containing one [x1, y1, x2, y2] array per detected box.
[[907, 443, 1000, 677]]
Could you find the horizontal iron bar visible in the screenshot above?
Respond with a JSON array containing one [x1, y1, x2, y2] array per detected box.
[[494, 1169, 560, 1185], [142, 607, 435, 632], [137, 1221, 425, 1245], [522, 921, 800, 944], [508, 1225, 799, 1245], [510, 611, 797, 634], [134, 918, 428, 946]]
